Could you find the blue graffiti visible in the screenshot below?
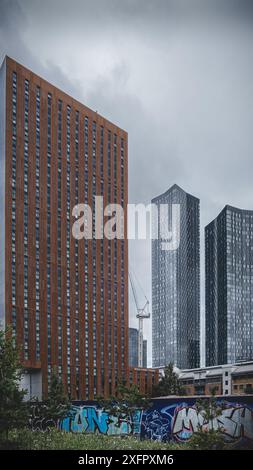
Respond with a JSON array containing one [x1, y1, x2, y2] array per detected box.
[[142, 399, 253, 442], [31, 397, 253, 443], [59, 405, 142, 435]]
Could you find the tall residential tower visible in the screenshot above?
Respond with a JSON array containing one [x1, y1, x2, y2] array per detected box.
[[206, 205, 253, 366], [0, 57, 128, 400], [152, 184, 200, 369]]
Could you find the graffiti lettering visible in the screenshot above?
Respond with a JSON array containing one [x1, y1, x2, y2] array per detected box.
[[30, 399, 253, 444], [171, 405, 253, 441], [60, 406, 142, 435], [218, 406, 253, 439]]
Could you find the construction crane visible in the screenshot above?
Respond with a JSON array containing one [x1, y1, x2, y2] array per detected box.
[[129, 270, 150, 368]]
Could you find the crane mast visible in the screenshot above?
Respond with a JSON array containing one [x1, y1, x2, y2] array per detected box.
[[129, 272, 150, 368]]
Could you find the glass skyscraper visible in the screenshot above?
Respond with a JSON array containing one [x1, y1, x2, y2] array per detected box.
[[129, 328, 138, 367], [128, 327, 147, 368], [152, 184, 200, 369], [206, 205, 253, 366]]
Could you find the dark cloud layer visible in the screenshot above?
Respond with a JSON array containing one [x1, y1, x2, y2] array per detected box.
[[1, 0, 253, 365]]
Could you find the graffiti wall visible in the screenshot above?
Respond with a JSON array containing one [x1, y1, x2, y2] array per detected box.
[[30, 396, 253, 443], [30, 401, 142, 435], [141, 396, 253, 443]]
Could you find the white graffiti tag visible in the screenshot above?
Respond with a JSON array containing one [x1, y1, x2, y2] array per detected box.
[[172, 406, 253, 441]]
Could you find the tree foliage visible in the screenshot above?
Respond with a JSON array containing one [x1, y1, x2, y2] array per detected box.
[[152, 363, 184, 397], [189, 389, 227, 449], [0, 328, 29, 438], [99, 383, 150, 435], [35, 370, 72, 428], [195, 388, 224, 430], [187, 428, 227, 450]]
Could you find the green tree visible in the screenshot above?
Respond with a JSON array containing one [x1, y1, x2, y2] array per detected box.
[[188, 389, 227, 450], [37, 370, 72, 428], [195, 388, 224, 431], [152, 363, 184, 397], [0, 328, 29, 440], [99, 383, 150, 436]]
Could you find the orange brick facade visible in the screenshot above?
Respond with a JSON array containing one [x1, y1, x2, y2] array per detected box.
[[129, 367, 160, 396], [1, 57, 129, 400]]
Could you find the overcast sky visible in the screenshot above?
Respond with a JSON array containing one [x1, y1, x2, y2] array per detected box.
[[1, 0, 253, 366]]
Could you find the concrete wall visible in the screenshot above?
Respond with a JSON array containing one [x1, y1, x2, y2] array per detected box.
[[21, 370, 42, 401]]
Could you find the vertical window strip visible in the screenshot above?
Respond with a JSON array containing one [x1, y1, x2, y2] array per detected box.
[[66, 105, 71, 396], [107, 130, 111, 204], [47, 93, 52, 379], [75, 110, 79, 398], [84, 116, 89, 398], [120, 139, 125, 363], [57, 99, 62, 366], [35, 86, 40, 360], [113, 134, 117, 203], [11, 72, 17, 336], [107, 130, 112, 392], [92, 121, 97, 396], [100, 126, 104, 394], [120, 138, 124, 205], [113, 133, 118, 382], [100, 126, 104, 178], [114, 237, 118, 375], [24, 79, 29, 360]]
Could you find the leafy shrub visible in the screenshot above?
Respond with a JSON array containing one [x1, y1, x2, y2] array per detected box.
[[6, 428, 184, 450], [187, 428, 227, 450]]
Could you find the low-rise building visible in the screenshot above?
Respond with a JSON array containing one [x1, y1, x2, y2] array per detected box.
[[154, 361, 253, 396], [178, 362, 253, 396], [231, 363, 253, 395]]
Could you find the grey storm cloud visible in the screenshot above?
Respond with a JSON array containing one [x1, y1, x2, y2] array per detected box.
[[1, 0, 253, 365]]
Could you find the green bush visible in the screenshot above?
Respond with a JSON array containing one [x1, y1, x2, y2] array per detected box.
[[3, 427, 252, 450], [186, 429, 227, 450], [5, 428, 184, 450], [0, 328, 29, 441]]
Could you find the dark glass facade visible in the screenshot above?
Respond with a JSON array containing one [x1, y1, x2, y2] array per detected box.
[[143, 339, 147, 368], [152, 184, 200, 369], [128, 327, 148, 368], [129, 328, 138, 367], [206, 205, 253, 366]]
